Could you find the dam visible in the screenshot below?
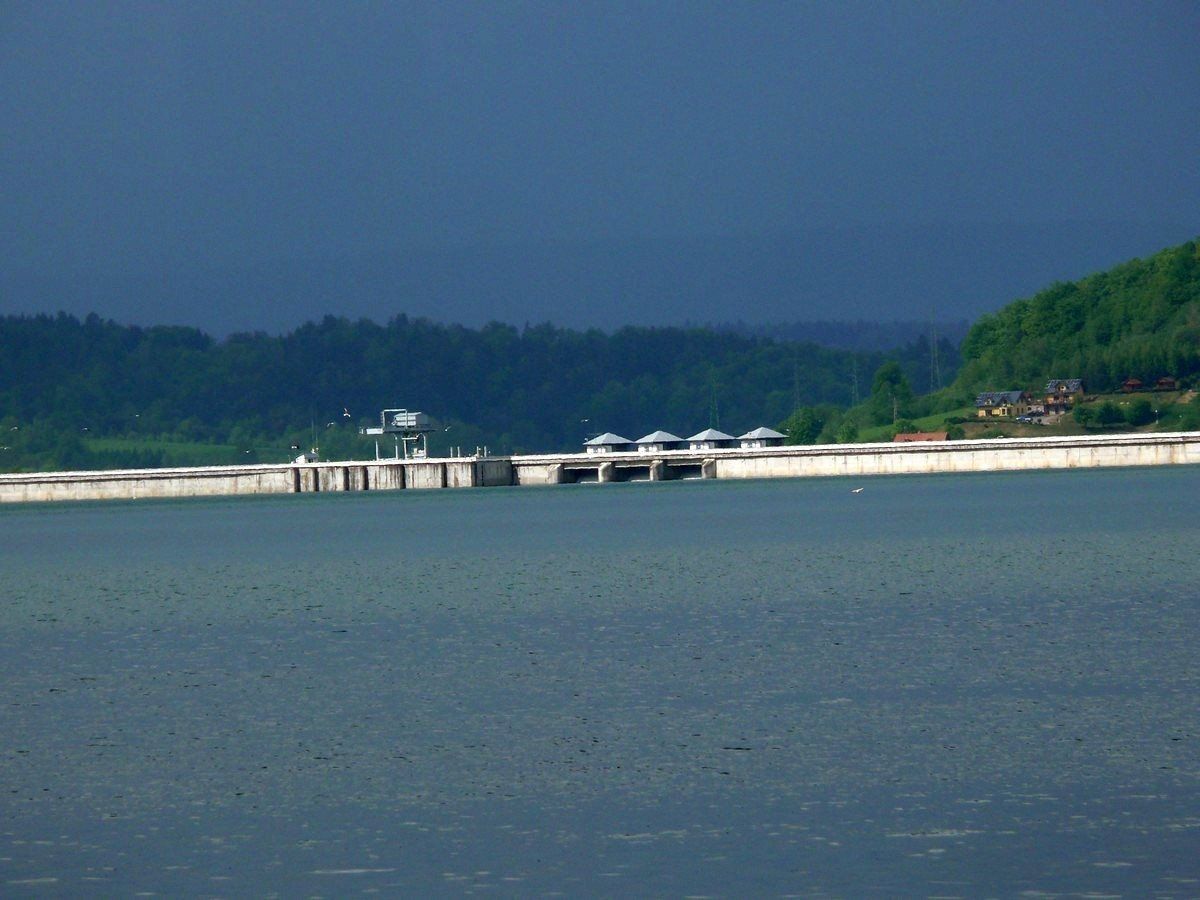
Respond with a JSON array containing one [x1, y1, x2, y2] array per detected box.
[[2, 431, 1199, 504]]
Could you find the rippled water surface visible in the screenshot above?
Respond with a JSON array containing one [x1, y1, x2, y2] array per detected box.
[[2, 468, 1199, 896]]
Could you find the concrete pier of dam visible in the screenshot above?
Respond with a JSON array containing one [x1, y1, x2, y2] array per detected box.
[[2, 432, 1199, 504]]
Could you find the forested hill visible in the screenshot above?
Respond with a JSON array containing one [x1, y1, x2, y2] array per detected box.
[[954, 239, 1200, 393], [0, 314, 955, 468]]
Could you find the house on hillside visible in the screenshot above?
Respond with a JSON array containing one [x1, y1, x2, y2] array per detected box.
[[975, 390, 1034, 418], [1121, 377, 1144, 393], [1044, 378, 1085, 413], [1155, 376, 1178, 391]]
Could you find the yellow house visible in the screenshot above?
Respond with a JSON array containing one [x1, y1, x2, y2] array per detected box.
[[975, 390, 1034, 418]]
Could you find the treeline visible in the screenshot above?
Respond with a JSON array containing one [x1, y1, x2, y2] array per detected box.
[[0, 313, 956, 470], [711, 318, 972, 352], [954, 239, 1200, 393]]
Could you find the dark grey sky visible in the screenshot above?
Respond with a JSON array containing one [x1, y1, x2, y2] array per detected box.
[[2, 1, 1197, 334]]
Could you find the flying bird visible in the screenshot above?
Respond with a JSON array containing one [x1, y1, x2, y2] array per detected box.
[[850, 487, 864, 494]]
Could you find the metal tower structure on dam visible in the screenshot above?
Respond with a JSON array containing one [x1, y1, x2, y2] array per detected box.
[[360, 409, 435, 459]]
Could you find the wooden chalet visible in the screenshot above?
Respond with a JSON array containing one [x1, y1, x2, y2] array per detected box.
[[1044, 378, 1085, 413]]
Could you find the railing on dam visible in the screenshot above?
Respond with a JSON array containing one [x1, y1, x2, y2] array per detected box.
[[2, 432, 1199, 503]]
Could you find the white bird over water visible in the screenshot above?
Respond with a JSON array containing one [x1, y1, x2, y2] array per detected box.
[[851, 487, 864, 493]]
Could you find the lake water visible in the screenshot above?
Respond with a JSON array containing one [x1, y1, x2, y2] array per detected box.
[[2, 468, 1198, 896]]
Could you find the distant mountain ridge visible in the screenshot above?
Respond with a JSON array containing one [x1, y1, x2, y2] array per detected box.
[[710, 319, 971, 352], [3, 220, 1191, 336]]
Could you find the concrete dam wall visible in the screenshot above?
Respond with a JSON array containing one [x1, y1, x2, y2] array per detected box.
[[1, 432, 1198, 504]]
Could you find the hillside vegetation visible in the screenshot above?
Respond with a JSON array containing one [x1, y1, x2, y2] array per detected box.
[[955, 239, 1200, 393], [779, 238, 1200, 444]]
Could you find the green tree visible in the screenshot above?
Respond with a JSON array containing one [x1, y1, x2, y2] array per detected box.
[[867, 361, 913, 425], [835, 419, 859, 443], [1124, 398, 1155, 427], [1094, 401, 1123, 427], [782, 407, 825, 445]]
